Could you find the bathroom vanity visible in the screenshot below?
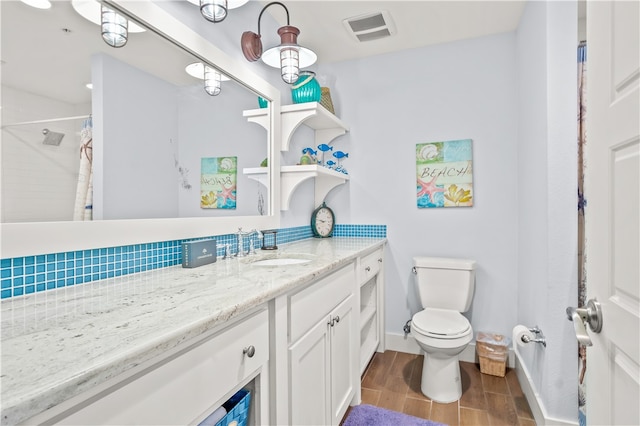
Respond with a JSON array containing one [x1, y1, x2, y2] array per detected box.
[[0, 237, 385, 426]]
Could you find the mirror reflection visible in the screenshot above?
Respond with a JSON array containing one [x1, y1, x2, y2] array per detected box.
[[1, 0, 269, 224]]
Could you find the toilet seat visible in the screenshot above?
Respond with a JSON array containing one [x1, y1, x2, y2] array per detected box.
[[412, 308, 471, 339]]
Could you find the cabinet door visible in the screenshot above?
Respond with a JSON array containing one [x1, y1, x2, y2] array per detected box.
[[330, 295, 355, 425], [54, 309, 269, 426], [289, 316, 331, 426]]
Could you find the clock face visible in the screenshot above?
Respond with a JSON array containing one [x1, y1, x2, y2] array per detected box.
[[312, 205, 335, 238]]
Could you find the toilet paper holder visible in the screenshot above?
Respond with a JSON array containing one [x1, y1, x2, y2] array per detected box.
[[520, 326, 547, 347]]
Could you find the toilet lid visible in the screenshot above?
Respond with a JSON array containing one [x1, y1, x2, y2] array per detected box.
[[412, 308, 471, 338]]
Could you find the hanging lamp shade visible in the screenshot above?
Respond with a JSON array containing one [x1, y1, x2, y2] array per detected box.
[[71, 0, 145, 33], [185, 62, 231, 82], [19, 0, 51, 9]]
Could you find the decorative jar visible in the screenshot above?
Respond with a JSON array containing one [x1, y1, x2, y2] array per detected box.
[[291, 71, 321, 104]]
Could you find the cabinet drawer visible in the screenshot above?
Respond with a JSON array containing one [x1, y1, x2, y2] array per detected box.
[[289, 264, 355, 343], [359, 249, 383, 285], [58, 309, 269, 425]]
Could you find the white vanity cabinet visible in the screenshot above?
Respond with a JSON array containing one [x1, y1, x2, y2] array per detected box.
[[5, 240, 389, 426], [37, 308, 270, 426], [358, 247, 385, 374], [286, 264, 357, 426]]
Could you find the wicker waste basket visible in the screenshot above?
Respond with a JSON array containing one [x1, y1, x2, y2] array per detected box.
[[476, 332, 510, 377]]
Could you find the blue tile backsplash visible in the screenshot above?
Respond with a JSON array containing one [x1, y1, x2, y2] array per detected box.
[[0, 224, 386, 299]]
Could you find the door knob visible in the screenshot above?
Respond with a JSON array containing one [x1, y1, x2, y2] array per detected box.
[[566, 298, 603, 346], [243, 345, 255, 358]]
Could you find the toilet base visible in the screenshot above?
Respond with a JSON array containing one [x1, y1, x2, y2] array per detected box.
[[420, 352, 462, 403]]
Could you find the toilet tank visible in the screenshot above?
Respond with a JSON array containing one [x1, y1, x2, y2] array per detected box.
[[413, 257, 476, 312]]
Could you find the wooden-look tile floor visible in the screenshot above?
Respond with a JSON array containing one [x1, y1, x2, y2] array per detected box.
[[349, 350, 536, 426]]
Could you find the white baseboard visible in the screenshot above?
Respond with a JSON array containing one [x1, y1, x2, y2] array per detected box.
[[514, 352, 578, 426], [385, 332, 514, 368]]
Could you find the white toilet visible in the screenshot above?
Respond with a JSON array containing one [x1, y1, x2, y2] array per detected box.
[[410, 256, 476, 403]]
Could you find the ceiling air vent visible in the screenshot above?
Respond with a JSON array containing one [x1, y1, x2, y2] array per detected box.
[[342, 10, 396, 43]]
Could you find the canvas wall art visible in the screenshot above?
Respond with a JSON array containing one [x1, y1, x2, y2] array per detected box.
[[201, 157, 237, 209], [416, 139, 473, 208]]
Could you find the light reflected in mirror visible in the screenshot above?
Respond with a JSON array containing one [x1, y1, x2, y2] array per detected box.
[[1, 0, 270, 224]]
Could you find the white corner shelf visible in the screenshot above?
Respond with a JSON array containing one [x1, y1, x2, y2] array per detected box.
[[243, 102, 349, 151], [243, 165, 349, 211], [281, 165, 349, 211], [243, 102, 350, 210], [243, 108, 271, 131], [243, 167, 269, 188]]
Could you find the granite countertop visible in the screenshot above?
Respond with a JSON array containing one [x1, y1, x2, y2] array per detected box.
[[0, 237, 385, 426]]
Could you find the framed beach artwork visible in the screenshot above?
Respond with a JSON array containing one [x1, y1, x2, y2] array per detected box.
[[416, 139, 473, 208], [201, 156, 237, 209]]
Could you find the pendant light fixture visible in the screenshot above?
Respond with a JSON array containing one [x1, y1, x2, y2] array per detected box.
[[200, 0, 227, 23], [204, 66, 222, 96], [185, 62, 231, 96], [101, 5, 128, 48], [71, 0, 146, 45], [186, 0, 249, 23], [241, 1, 316, 84]]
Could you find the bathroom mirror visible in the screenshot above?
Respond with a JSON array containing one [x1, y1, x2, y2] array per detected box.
[[0, 0, 281, 258]]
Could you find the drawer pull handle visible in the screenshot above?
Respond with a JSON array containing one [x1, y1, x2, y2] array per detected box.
[[378, 258, 382, 263], [328, 316, 341, 327], [365, 266, 371, 272], [243, 345, 255, 358]]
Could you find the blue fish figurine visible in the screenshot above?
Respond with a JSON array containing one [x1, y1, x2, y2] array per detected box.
[[317, 144, 333, 152], [326, 160, 337, 167], [332, 151, 349, 159], [302, 147, 317, 156]]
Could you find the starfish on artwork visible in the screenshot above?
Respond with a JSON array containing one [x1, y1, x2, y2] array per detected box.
[[217, 184, 236, 205], [416, 176, 445, 200]]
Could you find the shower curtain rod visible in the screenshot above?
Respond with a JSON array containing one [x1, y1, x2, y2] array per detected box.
[[1, 114, 91, 129]]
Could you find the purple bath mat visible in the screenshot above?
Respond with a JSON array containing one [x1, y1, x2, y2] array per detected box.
[[342, 404, 447, 426]]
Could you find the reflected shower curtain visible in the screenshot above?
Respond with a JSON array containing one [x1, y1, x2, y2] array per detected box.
[[73, 117, 93, 220], [577, 41, 587, 426]]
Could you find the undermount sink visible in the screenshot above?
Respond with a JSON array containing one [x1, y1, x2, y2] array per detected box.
[[251, 258, 312, 266]]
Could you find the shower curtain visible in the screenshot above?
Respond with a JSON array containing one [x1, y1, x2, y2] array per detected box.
[[73, 117, 93, 220], [577, 41, 587, 426]]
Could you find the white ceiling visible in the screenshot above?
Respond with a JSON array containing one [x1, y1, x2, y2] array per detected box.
[[0, 1, 199, 106], [265, 1, 526, 64], [1, 1, 526, 108]]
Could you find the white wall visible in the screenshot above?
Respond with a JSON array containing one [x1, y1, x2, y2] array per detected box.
[[1, 86, 88, 222], [316, 33, 520, 339], [516, 1, 578, 422], [177, 80, 268, 217], [93, 53, 267, 219], [94, 53, 179, 220]]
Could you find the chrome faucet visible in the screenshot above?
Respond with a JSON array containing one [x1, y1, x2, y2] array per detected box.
[[235, 228, 263, 257]]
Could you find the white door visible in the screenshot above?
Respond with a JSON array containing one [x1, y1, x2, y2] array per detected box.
[[330, 295, 355, 425], [289, 315, 331, 425], [586, 1, 639, 424]]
